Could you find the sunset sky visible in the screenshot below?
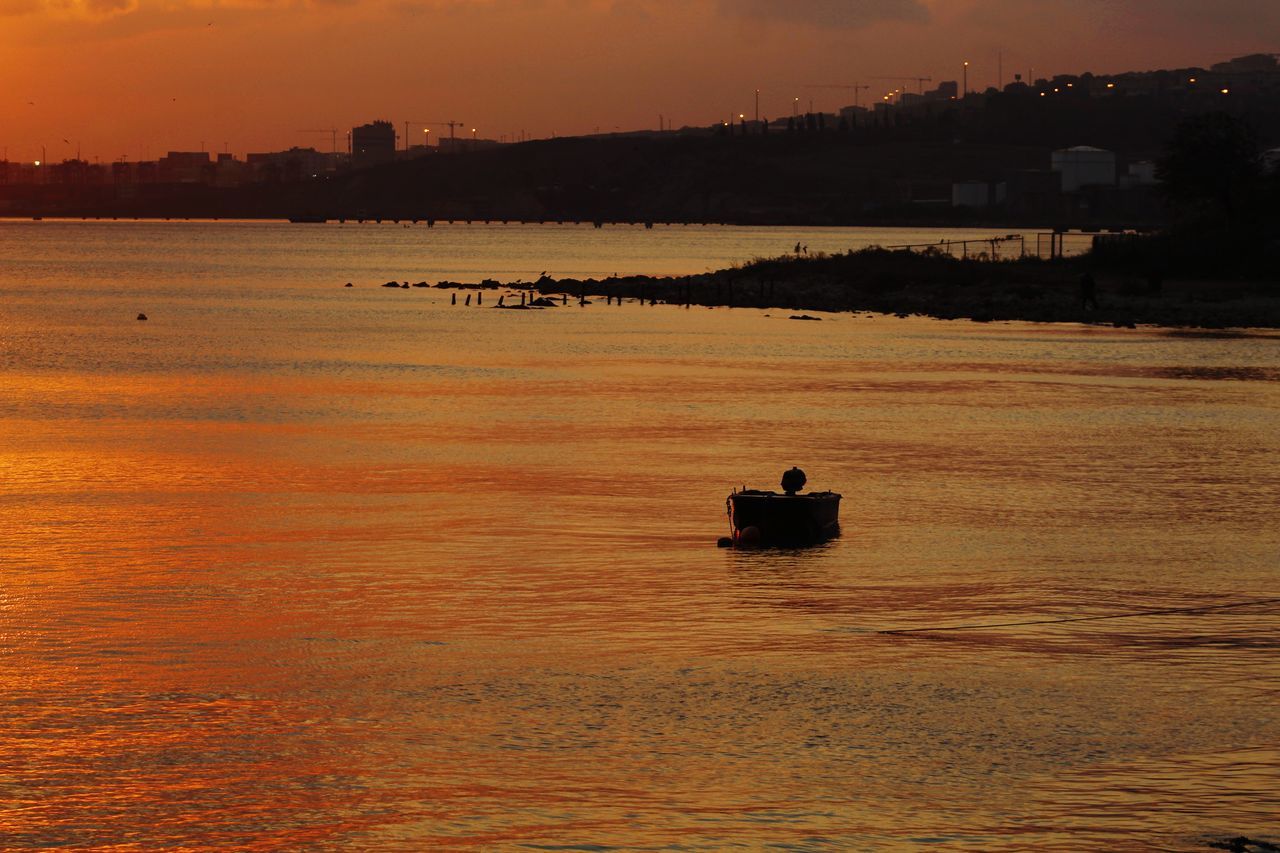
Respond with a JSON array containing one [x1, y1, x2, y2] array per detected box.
[[2, 0, 1276, 163]]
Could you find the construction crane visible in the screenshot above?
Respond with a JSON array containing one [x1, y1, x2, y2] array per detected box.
[[298, 128, 340, 154], [405, 120, 466, 150], [872, 76, 933, 94], [803, 83, 872, 109]]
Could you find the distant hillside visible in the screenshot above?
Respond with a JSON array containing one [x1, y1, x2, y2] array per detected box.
[[4, 74, 1276, 226]]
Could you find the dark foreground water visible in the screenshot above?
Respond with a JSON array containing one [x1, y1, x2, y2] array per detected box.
[[1, 222, 1277, 850]]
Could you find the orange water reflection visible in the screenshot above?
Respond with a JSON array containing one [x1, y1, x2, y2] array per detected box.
[[2, 257, 1278, 848]]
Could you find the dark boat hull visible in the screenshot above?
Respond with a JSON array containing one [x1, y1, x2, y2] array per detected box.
[[727, 491, 842, 547]]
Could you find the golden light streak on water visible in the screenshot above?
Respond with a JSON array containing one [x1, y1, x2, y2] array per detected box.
[[0, 222, 1277, 849]]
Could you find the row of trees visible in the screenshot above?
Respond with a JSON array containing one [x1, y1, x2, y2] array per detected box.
[[1094, 111, 1277, 276]]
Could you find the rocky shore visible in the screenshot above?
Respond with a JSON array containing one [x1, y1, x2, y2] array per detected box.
[[519, 248, 1280, 330]]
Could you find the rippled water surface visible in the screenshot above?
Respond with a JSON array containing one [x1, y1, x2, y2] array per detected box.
[[1, 222, 1278, 850]]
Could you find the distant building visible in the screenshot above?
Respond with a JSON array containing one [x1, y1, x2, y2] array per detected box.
[[952, 181, 992, 208], [931, 80, 959, 100], [1051, 146, 1116, 192], [436, 137, 503, 153], [247, 147, 331, 181], [212, 153, 250, 188], [351, 121, 396, 169], [838, 106, 869, 127], [1122, 161, 1159, 187], [157, 151, 211, 183], [1211, 54, 1279, 75], [399, 144, 437, 160]]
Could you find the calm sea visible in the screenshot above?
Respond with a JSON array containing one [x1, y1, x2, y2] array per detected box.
[[1, 221, 1277, 850]]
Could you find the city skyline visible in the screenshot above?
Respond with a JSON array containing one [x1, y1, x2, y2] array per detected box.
[[1, 0, 1277, 163]]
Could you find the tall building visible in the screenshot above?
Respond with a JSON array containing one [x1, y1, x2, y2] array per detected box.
[[351, 121, 396, 169]]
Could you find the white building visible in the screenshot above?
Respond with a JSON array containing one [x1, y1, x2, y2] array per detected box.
[[1051, 146, 1117, 192]]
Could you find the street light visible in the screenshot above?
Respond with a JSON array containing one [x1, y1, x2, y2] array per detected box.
[[963, 61, 969, 96]]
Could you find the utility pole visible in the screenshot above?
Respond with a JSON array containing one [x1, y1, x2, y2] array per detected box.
[[754, 88, 760, 123], [963, 61, 970, 97]]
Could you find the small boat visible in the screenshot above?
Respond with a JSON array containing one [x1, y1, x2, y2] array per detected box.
[[724, 468, 841, 547]]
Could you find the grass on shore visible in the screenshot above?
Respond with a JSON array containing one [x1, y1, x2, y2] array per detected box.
[[536, 247, 1280, 330]]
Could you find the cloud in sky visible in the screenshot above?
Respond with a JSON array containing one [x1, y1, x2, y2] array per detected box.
[[0, 0, 137, 15], [953, 0, 1280, 38], [716, 0, 928, 28], [10, 0, 1277, 34]]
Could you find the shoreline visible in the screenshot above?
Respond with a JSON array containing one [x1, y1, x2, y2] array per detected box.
[[516, 249, 1280, 331]]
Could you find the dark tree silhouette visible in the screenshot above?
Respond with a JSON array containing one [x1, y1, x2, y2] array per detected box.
[[1156, 112, 1263, 218]]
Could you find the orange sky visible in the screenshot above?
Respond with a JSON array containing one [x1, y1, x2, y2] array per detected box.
[[2, 0, 1276, 163]]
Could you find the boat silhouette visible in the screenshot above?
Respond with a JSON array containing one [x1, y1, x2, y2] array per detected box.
[[724, 468, 841, 547]]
